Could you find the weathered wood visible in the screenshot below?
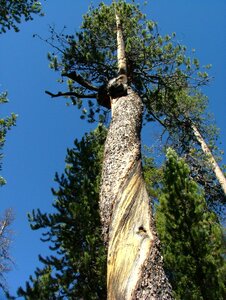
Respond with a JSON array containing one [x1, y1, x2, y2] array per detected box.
[[115, 12, 127, 76], [99, 8, 172, 299], [192, 124, 226, 195], [99, 86, 172, 299]]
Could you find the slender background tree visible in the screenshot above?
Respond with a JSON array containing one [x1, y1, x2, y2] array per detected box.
[[43, 1, 225, 298], [0, 208, 14, 294]]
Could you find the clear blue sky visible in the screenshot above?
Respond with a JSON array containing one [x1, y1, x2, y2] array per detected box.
[[0, 0, 225, 297]]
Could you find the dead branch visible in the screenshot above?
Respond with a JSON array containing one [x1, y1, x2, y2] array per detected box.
[[45, 90, 97, 99], [62, 71, 99, 91]]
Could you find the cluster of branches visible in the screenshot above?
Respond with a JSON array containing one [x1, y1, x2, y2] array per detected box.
[[0, 0, 42, 33], [44, 1, 225, 211], [1, 0, 225, 298]]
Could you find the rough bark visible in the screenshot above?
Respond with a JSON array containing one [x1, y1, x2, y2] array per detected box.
[[99, 9, 172, 299], [99, 85, 172, 299], [192, 124, 226, 195]]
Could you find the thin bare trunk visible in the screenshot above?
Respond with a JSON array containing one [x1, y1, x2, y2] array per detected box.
[[115, 12, 127, 76], [192, 124, 226, 195], [99, 11, 172, 300]]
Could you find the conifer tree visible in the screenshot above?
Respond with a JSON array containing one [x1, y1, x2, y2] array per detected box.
[[163, 90, 226, 211], [44, 1, 225, 298], [17, 127, 107, 300], [156, 148, 226, 300], [16, 137, 226, 299]]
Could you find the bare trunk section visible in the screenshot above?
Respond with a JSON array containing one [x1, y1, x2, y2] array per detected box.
[[115, 12, 127, 76], [99, 87, 172, 299], [192, 124, 226, 195], [99, 10, 172, 299]]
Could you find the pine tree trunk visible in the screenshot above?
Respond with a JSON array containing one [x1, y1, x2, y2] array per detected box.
[[115, 12, 127, 76], [99, 86, 172, 299], [192, 124, 226, 195], [99, 10, 172, 299]]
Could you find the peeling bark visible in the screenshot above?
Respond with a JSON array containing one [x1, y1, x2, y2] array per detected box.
[[99, 86, 172, 299], [192, 124, 226, 195]]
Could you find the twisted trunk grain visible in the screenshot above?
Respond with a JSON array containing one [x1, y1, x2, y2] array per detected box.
[[99, 87, 172, 299]]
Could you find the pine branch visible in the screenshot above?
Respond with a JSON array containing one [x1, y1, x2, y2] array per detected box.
[[45, 90, 97, 99], [62, 71, 99, 91]]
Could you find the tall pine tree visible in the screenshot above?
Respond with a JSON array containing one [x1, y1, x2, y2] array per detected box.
[[18, 1, 225, 298], [17, 126, 107, 300], [156, 148, 226, 300], [45, 2, 225, 296]]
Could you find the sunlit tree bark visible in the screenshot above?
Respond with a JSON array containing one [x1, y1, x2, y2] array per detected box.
[[191, 124, 226, 195], [99, 11, 172, 300], [44, 1, 223, 298]]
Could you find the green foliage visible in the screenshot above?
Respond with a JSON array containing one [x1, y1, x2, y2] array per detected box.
[[156, 148, 226, 300], [163, 89, 226, 213], [46, 0, 226, 208], [164, 89, 218, 154], [16, 133, 225, 299], [0, 0, 42, 34], [47, 1, 226, 206], [0, 93, 17, 186], [16, 129, 163, 299], [17, 126, 107, 300], [0, 0, 42, 183], [17, 2, 225, 298], [142, 147, 163, 199], [47, 0, 210, 123]]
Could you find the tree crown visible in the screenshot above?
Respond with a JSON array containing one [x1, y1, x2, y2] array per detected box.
[[47, 0, 210, 124]]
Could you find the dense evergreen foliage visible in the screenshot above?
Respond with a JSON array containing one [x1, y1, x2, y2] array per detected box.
[[156, 148, 226, 300], [46, 0, 225, 209], [0, 0, 42, 33], [16, 127, 165, 299], [47, 1, 210, 124], [17, 137, 226, 299], [17, 127, 107, 300]]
